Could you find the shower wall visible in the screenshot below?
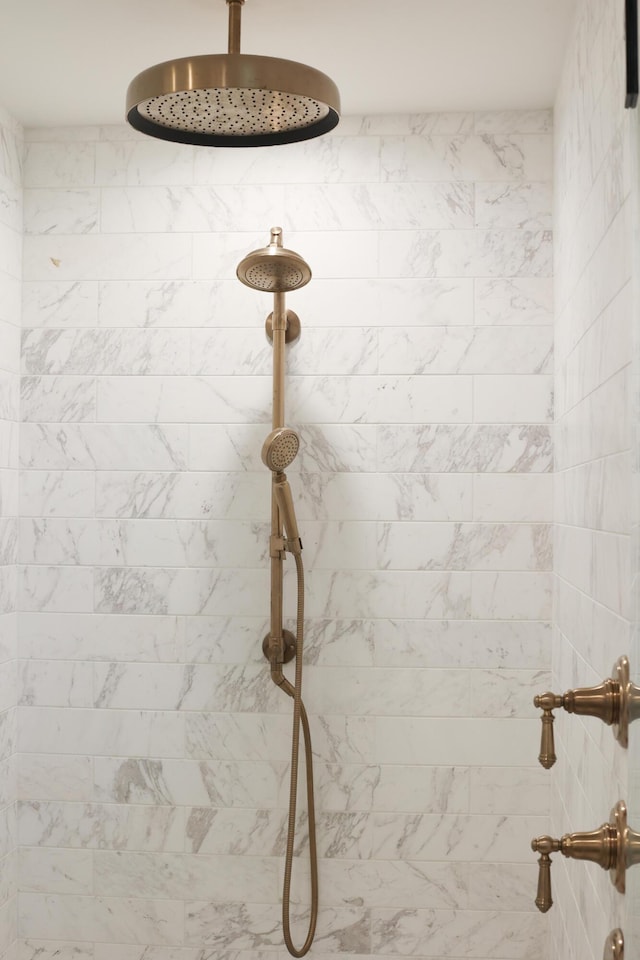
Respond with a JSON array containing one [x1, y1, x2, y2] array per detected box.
[[553, 0, 633, 957], [16, 113, 553, 960], [0, 104, 22, 960]]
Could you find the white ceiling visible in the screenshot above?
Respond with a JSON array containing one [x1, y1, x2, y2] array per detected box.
[[0, 0, 576, 128]]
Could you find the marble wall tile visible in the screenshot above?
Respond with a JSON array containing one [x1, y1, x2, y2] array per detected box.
[[377, 424, 553, 473], [15, 113, 556, 960], [18, 893, 185, 944], [381, 134, 553, 182], [18, 800, 184, 852], [370, 907, 544, 957], [22, 329, 190, 376], [553, 0, 634, 956], [19, 471, 95, 519], [18, 847, 93, 894], [473, 278, 553, 326], [23, 190, 99, 235]]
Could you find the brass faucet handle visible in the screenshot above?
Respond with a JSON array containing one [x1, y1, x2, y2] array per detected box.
[[533, 693, 563, 769], [531, 835, 561, 912]]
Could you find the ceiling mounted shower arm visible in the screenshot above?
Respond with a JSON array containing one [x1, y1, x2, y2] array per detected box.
[[227, 0, 244, 55]]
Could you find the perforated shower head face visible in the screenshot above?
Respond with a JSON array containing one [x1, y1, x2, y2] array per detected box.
[[125, 2, 340, 147], [262, 428, 300, 472], [237, 246, 311, 293]]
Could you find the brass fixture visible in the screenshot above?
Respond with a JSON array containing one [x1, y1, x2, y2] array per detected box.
[[126, 0, 340, 146], [531, 800, 640, 912], [603, 929, 624, 960], [534, 656, 640, 767], [237, 228, 317, 958]]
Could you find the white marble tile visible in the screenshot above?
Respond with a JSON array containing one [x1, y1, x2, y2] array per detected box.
[[379, 229, 552, 279], [373, 619, 550, 669], [94, 567, 269, 617], [18, 801, 183, 852], [94, 141, 195, 187], [377, 522, 552, 571], [475, 183, 553, 230], [292, 277, 474, 327], [23, 190, 99, 235], [306, 570, 471, 620], [22, 329, 189, 376], [93, 758, 279, 808], [370, 766, 469, 815], [371, 906, 543, 957], [304, 666, 469, 717], [18, 848, 92, 894], [472, 474, 553, 522], [92, 663, 283, 713], [473, 374, 553, 423], [474, 278, 553, 325], [20, 940, 94, 960], [23, 143, 96, 189], [97, 375, 271, 424], [18, 893, 184, 944], [100, 184, 286, 233], [23, 234, 191, 283], [471, 572, 552, 620], [20, 424, 188, 471], [96, 278, 251, 328], [376, 717, 539, 767], [19, 661, 93, 708], [18, 708, 185, 759], [192, 135, 380, 185], [18, 755, 93, 802], [377, 424, 553, 473], [381, 134, 553, 182], [94, 850, 277, 902], [469, 767, 549, 816], [18, 612, 182, 663], [474, 111, 553, 134], [21, 377, 96, 423], [371, 813, 548, 862], [284, 182, 474, 231], [22, 281, 99, 329], [94, 470, 268, 521], [19, 566, 93, 614]]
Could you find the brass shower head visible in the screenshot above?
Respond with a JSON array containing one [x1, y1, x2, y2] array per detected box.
[[262, 427, 300, 472], [126, 0, 340, 147], [237, 227, 311, 293]]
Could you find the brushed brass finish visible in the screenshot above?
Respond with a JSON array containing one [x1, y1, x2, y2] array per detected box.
[[603, 929, 624, 960], [239, 229, 317, 958], [238, 228, 311, 293], [262, 629, 296, 665], [266, 310, 301, 344], [534, 657, 635, 766], [126, 1, 340, 146], [530, 800, 639, 912], [227, 0, 244, 55]]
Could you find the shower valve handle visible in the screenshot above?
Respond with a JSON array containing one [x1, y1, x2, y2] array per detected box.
[[531, 801, 632, 912], [534, 657, 634, 768]]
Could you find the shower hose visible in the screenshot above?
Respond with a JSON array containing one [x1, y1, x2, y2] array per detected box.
[[273, 551, 318, 958]]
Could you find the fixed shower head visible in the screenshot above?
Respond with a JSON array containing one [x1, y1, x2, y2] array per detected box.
[[126, 0, 340, 148], [262, 428, 300, 472], [237, 227, 311, 293]]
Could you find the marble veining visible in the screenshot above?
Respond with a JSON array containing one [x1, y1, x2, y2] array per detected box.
[[8, 109, 557, 960]]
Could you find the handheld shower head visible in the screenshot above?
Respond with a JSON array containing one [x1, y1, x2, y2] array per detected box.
[[262, 428, 300, 472], [237, 227, 311, 293]]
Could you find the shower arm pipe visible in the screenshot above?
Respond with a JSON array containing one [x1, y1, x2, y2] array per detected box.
[[227, 0, 244, 55], [269, 289, 287, 661]]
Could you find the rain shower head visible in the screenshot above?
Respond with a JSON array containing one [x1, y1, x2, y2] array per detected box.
[[262, 428, 300, 472], [126, 0, 340, 148], [237, 227, 311, 293]]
